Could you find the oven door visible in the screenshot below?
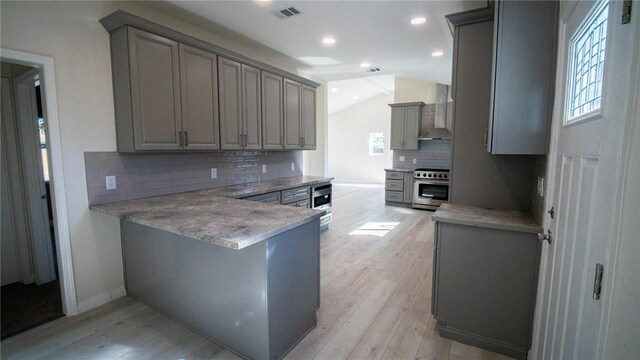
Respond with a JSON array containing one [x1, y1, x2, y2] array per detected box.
[[412, 180, 449, 210]]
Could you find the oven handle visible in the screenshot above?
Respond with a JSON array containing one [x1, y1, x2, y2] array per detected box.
[[414, 180, 450, 185], [313, 188, 332, 197]]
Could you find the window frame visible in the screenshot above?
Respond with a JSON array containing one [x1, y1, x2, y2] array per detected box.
[[564, 0, 610, 126]]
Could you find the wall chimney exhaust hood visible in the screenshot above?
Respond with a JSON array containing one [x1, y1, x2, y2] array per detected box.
[[419, 83, 452, 140]]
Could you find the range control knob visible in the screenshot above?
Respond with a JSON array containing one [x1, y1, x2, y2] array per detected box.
[[444, 174, 449, 179]]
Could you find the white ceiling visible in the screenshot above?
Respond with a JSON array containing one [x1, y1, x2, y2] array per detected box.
[[159, 0, 486, 83], [327, 75, 395, 115]]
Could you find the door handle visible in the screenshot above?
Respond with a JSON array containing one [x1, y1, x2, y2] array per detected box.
[[537, 230, 552, 244]]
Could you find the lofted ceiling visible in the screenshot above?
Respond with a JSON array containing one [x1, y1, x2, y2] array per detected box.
[[148, 0, 487, 84]]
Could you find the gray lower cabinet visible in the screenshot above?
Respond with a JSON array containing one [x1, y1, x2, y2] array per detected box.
[[113, 26, 182, 151], [121, 219, 319, 360], [242, 191, 281, 204], [432, 221, 540, 360], [284, 79, 316, 150], [389, 102, 424, 150], [218, 57, 262, 150], [179, 44, 220, 150], [281, 186, 310, 208], [261, 72, 284, 150], [488, 0, 558, 155], [384, 170, 412, 205]]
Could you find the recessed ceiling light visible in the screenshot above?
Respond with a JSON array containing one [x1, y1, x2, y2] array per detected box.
[[322, 37, 336, 45], [256, 0, 271, 4], [360, 62, 371, 68], [411, 17, 427, 25], [353, 95, 359, 100], [331, 88, 338, 93], [431, 50, 444, 57]]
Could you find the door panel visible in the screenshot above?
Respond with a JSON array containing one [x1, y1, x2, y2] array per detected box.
[[283, 79, 301, 149], [390, 108, 404, 149], [128, 28, 182, 150], [179, 44, 219, 150], [242, 65, 262, 150], [218, 57, 243, 150], [301, 85, 316, 149], [261, 72, 284, 150], [403, 106, 420, 150]]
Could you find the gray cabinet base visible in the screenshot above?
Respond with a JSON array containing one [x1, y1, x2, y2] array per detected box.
[[121, 219, 320, 360], [438, 326, 527, 360]]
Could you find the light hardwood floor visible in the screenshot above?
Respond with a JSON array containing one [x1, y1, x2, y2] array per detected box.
[[1, 184, 512, 360]]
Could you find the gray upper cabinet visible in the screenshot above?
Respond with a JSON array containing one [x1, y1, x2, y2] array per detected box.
[[389, 102, 423, 150], [218, 57, 243, 150], [218, 57, 262, 150], [284, 79, 302, 149], [488, 0, 558, 155], [179, 44, 219, 150], [120, 27, 182, 151], [261, 72, 284, 150], [102, 12, 320, 152], [301, 85, 316, 150], [242, 64, 262, 150]]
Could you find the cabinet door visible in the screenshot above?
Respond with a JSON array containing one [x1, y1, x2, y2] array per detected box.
[[390, 107, 405, 150], [283, 79, 302, 149], [403, 106, 420, 150], [489, 1, 557, 154], [128, 27, 182, 150], [301, 85, 316, 150], [218, 57, 243, 150], [241, 64, 262, 149], [261, 72, 284, 150], [179, 44, 219, 150], [403, 172, 414, 203]]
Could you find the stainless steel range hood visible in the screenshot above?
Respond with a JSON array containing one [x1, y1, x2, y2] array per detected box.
[[418, 83, 452, 140]]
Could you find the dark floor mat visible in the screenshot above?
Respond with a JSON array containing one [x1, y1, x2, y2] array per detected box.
[[1, 280, 64, 340]]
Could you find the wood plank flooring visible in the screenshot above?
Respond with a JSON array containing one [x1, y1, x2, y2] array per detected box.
[[1, 184, 513, 360]]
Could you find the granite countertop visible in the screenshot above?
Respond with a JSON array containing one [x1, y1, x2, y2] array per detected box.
[[384, 168, 415, 173], [91, 176, 332, 250], [432, 203, 542, 234]]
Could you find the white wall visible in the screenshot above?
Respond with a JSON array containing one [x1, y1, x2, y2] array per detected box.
[[327, 93, 393, 184], [0, 1, 322, 310], [394, 77, 437, 104]]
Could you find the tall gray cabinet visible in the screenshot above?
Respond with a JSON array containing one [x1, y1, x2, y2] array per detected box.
[[218, 57, 262, 150], [389, 102, 424, 150]]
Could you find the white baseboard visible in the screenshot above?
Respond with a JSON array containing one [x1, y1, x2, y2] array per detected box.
[[76, 285, 126, 313]]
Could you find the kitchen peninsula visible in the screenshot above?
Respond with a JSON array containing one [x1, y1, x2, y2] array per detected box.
[[90, 176, 331, 360]]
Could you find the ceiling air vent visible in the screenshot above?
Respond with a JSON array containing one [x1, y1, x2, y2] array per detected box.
[[274, 7, 303, 20], [364, 67, 382, 73]]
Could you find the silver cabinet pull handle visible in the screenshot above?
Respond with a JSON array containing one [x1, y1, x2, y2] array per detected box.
[[185, 131, 189, 147], [179, 131, 183, 147]]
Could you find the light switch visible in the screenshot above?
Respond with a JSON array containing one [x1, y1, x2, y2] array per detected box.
[[105, 175, 117, 190], [412, 158, 417, 164], [262, 164, 267, 173], [399, 156, 405, 162], [210, 168, 218, 179]]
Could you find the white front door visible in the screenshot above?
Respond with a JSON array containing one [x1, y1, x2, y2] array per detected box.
[[535, 1, 637, 359]]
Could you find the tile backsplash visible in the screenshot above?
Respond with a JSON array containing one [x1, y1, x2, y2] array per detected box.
[[85, 151, 302, 205], [392, 140, 452, 170]]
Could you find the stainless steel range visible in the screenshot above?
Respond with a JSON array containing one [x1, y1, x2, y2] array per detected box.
[[412, 168, 450, 210]]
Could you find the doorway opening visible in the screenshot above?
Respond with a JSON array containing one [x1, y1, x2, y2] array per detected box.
[[1, 61, 63, 339]]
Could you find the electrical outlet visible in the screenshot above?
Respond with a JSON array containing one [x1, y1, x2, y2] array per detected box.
[[537, 177, 545, 197], [262, 164, 267, 173], [210, 168, 217, 179], [105, 175, 117, 190], [290, 162, 295, 172], [412, 158, 417, 164], [399, 156, 405, 162]]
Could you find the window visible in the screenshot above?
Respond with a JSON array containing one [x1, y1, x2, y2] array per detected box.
[[369, 132, 384, 156], [566, 0, 609, 123]]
